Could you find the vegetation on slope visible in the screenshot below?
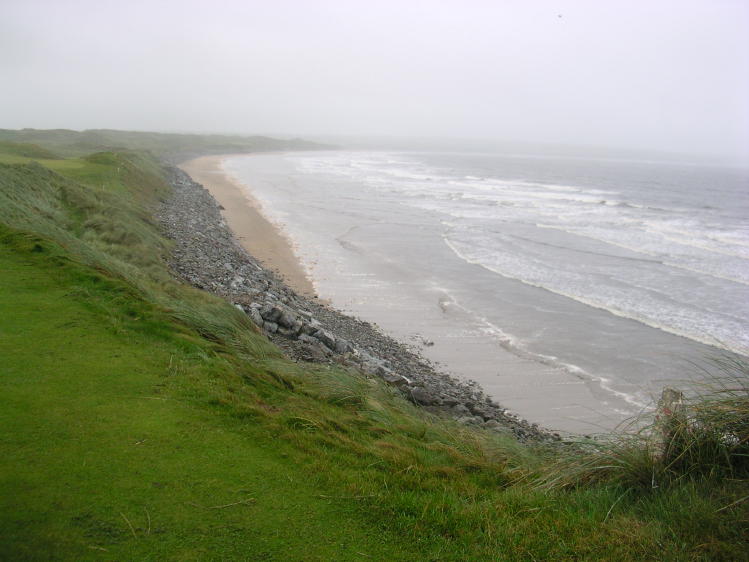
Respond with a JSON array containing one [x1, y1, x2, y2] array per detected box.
[[0, 137, 747, 559], [0, 128, 331, 159], [0, 141, 60, 160]]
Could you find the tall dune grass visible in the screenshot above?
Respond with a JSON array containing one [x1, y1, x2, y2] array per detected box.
[[536, 356, 749, 492]]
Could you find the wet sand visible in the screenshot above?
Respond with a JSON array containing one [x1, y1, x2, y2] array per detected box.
[[178, 155, 316, 297], [220, 153, 625, 434]]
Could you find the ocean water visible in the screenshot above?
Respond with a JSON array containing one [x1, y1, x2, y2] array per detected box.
[[224, 150, 749, 433]]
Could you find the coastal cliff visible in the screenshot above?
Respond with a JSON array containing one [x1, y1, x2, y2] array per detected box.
[[0, 131, 746, 560]]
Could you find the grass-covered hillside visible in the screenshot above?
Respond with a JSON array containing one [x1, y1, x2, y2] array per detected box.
[[0, 135, 747, 559], [0, 128, 331, 160]]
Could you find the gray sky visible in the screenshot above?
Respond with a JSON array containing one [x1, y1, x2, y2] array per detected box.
[[2, 0, 748, 161]]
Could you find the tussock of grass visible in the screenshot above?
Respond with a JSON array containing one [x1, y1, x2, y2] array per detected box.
[[536, 357, 749, 499], [663, 357, 749, 478]]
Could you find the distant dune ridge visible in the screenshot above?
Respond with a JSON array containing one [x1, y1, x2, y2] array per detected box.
[[0, 127, 333, 159]]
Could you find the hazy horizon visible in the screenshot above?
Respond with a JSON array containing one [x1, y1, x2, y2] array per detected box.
[[2, 0, 748, 163]]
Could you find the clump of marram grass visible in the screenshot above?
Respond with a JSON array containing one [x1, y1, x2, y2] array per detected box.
[[659, 356, 749, 479], [536, 356, 749, 491]]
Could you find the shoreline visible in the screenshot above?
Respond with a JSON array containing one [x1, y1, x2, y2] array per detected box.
[[178, 155, 316, 298], [222, 152, 628, 433], [160, 162, 559, 442]]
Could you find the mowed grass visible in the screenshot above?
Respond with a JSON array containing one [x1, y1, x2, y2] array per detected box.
[[0, 147, 166, 197], [0, 143, 747, 559]]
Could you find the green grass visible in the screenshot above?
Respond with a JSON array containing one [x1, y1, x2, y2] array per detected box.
[[0, 231, 432, 560], [0, 141, 60, 160], [1, 140, 747, 559], [0, 128, 329, 159]]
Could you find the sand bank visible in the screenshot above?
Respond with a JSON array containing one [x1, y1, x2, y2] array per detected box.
[[178, 155, 316, 297]]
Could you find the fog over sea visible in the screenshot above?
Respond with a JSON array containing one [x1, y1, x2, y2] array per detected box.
[[225, 151, 749, 433]]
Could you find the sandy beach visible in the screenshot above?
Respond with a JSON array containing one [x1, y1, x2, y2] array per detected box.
[[177, 151, 746, 434], [220, 152, 621, 433], [161, 160, 555, 441], [178, 155, 316, 297], [216, 150, 749, 434]]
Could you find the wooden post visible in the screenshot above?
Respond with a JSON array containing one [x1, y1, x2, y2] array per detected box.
[[655, 387, 686, 464]]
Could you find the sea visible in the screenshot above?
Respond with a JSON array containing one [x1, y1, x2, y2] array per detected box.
[[224, 150, 749, 433]]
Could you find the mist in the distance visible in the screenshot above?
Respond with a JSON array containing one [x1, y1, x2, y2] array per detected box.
[[2, 0, 747, 162]]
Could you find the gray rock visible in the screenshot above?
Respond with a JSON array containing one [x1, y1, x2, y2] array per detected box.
[[312, 328, 337, 350], [375, 365, 391, 377], [298, 333, 319, 345], [410, 387, 437, 406], [297, 334, 331, 360], [470, 404, 492, 421], [248, 307, 264, 327], [260, 303, 280, 323], [334, 338, 353, 354], [452, 404, 471, 417], [381, 372, 411, 387], [277, 308, 298, 330]]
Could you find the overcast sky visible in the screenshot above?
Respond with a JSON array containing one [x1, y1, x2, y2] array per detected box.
[[2, 0, 748, 161]]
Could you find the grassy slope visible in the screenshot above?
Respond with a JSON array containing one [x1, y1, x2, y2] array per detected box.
[[0, 141, 60, 160], [0, 229, 424, 560], [0, 139, 747, 559], [0, 129, 329, 159]]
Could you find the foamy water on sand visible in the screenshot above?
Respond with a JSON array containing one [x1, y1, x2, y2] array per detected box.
[[224, 151, 749, 433]]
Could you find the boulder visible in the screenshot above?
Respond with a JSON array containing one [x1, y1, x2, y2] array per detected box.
[[410, 387, 437, 406], [247, 307, 264, 327], [381, 372, 411, 387], [277, 308, 298, 330], [312, 328, 337, 351], [298, 333, 319, 346], [334, 338, 354, 354], [298, 334, 331, 360], [301, 319, 322, 335], [469, 404, 492, 421], [452, 403, 471, 417], [260, 303, 281, 323]]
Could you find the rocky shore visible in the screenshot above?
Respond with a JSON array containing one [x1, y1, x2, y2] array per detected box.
[[158, 165, 559, 442]]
